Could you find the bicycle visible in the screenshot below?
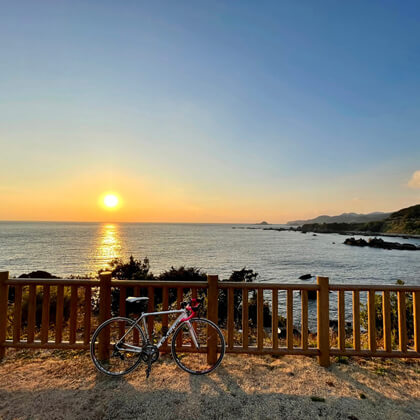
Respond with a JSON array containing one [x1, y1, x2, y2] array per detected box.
[[90, 296, 225, 378]]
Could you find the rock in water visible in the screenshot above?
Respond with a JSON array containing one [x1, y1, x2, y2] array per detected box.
[[299, 274, 313, 280], [344, 237, 420, 250]]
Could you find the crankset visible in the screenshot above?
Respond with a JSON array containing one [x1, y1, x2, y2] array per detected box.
[[141, 344, 159, 378], [141, 344, 159, 363]]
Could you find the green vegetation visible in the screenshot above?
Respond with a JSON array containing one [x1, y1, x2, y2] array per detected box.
[[381, 204, 420, 234], [21, 286, 72, 328], [374, 366, 387, 376], [106, 255, 153, 280], [301, 204, 420, 235], [105, 256, 271, 326], [310, 396, 325, 402], [335, 356, 349, 365], [301, 222, 366, 233], [360, 280, 414, 346], [8, 271, 72, 328], [10, 258, 273, 331]]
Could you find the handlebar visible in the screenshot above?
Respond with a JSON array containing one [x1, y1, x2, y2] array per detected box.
[[180, 297, 204, 311]]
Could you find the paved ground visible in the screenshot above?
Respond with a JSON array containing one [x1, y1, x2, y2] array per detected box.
[[0, 350, 419, 419]]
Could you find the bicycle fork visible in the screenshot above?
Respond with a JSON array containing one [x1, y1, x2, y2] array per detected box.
[[186, 321, 200, 349]]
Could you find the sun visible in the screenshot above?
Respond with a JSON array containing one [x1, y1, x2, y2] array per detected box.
[[103, 194, 119, 208]]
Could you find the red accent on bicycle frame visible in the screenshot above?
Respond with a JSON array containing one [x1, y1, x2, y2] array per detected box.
[[180, 302, 199, 322]]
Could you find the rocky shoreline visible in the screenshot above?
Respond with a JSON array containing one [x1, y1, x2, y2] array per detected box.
[[328, 230, 420, 239], [344, 237, 420, 251], [232, 226, 420, 239]]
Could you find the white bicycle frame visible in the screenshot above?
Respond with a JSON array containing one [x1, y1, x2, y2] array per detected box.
[[115, 308, 200, 353]]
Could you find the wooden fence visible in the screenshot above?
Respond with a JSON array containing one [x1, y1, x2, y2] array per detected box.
[[0, 271, 419, 366]]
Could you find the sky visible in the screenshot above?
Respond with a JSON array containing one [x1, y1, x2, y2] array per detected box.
[[1, 0, 419, 223]]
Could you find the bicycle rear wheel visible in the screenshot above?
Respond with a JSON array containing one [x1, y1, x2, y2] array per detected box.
[[171, 318, 225, 374], [90, 317, 145, 376]]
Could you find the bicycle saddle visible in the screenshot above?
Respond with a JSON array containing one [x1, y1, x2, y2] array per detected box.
[[126, 296, 149, 303]]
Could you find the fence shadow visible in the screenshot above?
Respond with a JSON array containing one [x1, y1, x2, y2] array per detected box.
[[1, 360, 419, 420]]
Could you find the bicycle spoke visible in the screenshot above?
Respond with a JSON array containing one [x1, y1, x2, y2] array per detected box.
[[171, 318, 225, 374], [90, 317, 144, 376]]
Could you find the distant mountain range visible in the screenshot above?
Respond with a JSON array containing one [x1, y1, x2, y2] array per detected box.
[[287, 211, 391, 226]]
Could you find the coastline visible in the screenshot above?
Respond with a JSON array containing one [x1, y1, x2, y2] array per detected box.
[[2, 222, 420, 286], [309, 231, 420, 240], [234, 225, 420, 240]]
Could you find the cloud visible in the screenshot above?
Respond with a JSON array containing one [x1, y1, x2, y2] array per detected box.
[[408, 170, 420, 189]]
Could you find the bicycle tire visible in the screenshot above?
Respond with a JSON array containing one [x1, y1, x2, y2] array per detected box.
[[171, 318, 225, 375], [90, 316, 145, 376]]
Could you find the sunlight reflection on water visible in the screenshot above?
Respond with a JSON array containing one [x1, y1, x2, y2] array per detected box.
[[95, 224, 121, 268], [1, 222, 419, 327]]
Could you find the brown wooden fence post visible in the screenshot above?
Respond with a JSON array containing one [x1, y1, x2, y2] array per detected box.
[[98, 271, 112, 360], [207, 275, 219, 364], [413, 291, 420, 353], [317, 276, 330, 367], [0, 271, 9, 360]]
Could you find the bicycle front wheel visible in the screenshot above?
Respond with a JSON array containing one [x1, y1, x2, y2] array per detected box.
[[90, 317, 145, 376], [171, 318, 225, 375]]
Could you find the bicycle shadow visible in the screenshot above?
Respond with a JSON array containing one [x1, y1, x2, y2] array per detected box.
[[1, 353, 419, 420], [189, 364, 246, 399]]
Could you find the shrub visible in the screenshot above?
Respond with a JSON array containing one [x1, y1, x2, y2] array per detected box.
[[104, 256, 154, 315], [105, 258, 271, 326], [106, 257, 208, 315], [158, 266, 206, 283], [158, 266, 207, 307], [20, 286, 71, 328], [106, 255, 153, 280], [8, 271, 71, 330], [9, 271, 60, 302], [360, 280, 414, 345], [218, 268, 268, 326]]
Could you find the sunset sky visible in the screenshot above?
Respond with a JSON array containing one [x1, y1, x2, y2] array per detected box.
[[1, 1, 419, 223]]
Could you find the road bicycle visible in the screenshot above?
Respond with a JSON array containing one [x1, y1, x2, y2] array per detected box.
[[90, 296, 225, 378]]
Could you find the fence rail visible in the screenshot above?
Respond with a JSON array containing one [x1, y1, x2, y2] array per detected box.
[[0, 271, 419, 366]]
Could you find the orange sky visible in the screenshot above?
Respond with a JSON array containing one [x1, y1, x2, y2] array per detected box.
[[1, 1, 420, 223], [1, 166, 418, 223]]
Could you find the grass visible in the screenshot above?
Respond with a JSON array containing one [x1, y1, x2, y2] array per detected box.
[[374, 366, 387, 376], [335, 356, 349, 364], [310, 396, 326, 402]]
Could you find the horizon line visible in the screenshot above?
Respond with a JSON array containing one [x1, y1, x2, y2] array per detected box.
[[0, 219, 286, 225]]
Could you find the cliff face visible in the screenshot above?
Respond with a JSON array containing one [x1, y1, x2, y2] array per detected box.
[[301, 204, 420, 235]]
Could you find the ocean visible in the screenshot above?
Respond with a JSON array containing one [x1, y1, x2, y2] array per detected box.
[[1, 222, 419, 325]]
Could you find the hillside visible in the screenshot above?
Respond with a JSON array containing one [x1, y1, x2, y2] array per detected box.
[[287, 211, 390, 225], [381, 204, 420, 234], [301, 204, 420, 235]]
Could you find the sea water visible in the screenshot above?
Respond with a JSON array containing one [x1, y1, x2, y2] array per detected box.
[[1, 222, 419, 326]]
